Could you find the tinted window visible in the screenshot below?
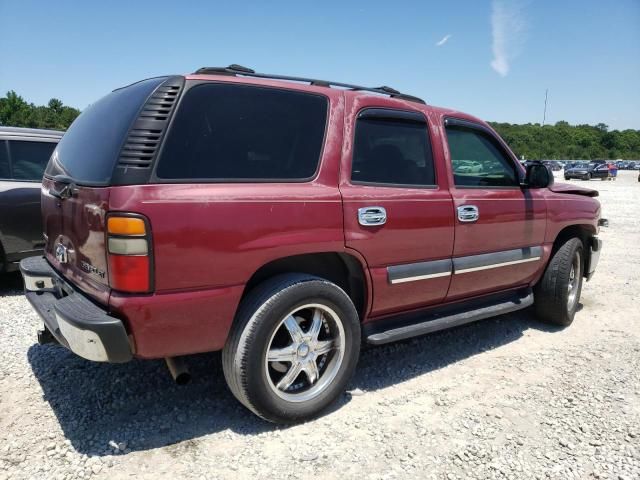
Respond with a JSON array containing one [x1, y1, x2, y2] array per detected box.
[[446, 125, 518, 187], [45, 77, 166, 184], [351, 116, 435, 186], [0, 141, 9, 179], [156, 84, 328, 180], [9, 141, 56, 181]]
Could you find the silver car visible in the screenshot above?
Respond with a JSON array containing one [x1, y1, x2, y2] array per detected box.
[[0, 127, 63, 272]]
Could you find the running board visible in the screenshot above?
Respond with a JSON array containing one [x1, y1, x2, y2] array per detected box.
[[365, 289, 533, 345]]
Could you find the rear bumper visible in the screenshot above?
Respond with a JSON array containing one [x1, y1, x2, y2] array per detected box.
[[19, 256, 132, 363], [585, 236, 602, 281]]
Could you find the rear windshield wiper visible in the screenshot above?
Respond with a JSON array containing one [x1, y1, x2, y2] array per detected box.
[[49, 175, 79, 200]]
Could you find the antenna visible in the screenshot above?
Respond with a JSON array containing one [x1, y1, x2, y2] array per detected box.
[[542, 88, 549, 126]]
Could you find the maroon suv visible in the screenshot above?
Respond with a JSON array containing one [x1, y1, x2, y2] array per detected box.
[[20, 65, 605, 423]]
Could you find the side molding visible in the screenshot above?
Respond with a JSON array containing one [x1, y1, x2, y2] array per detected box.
[[387, 259, 452, 284], [387, 246, 542, 284]]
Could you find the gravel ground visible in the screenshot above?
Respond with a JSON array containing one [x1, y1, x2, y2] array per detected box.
[[1, 170, 639, 480]]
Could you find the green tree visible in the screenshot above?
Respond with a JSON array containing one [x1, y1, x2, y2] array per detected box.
[[490, 121, 640, 160], [0, 91, 80, 130]]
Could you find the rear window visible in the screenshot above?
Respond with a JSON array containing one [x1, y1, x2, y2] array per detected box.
[[45, 77, 166, 185], [9, 140, 57, 181], [156, 83, 328, 181]]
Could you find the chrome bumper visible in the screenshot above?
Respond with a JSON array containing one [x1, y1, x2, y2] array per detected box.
[[19, 256, 132, 363]]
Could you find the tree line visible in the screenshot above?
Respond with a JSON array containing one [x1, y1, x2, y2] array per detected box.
[[489, 121, 640, 160], [1, 90, 639, 160], [0, 91, 80, 131]]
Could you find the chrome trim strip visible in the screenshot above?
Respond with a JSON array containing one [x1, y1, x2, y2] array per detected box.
[[387, 258, 452, 284], [390, 270, 452, 284], [387, 246, 543, 283], [453, 246, 542, 272], [454, 256, 541, 274]]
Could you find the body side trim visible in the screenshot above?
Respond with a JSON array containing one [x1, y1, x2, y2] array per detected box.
[[387, 246, 542, 284], [453, 246, 542, 273], [387, 259, 452, 284]]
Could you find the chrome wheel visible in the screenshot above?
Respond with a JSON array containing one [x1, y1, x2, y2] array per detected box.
[[567, 251, 581, 311], [265, 304, 345, 403]]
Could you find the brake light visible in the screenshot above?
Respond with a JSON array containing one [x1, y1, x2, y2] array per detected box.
[[107, 214, 153, 293]]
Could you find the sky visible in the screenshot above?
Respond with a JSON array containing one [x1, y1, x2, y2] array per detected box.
[[1, 0, 639, 130]]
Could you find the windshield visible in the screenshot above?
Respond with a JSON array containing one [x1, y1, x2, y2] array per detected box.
[[45, 77, 166, 185]]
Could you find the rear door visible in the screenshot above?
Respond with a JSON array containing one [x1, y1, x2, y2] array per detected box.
[[442, 117, 546, 300], [340, 94, 454, 318], [0, 139, 56, 264]]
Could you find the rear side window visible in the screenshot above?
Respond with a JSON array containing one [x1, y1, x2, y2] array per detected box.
[[156, 84, 328, 181], [9, 141, 56, 181], [0, 141, 9, 179], [351, 114, 435, 186], [45, 77, 166, 185], [445, 125, 518, 187]]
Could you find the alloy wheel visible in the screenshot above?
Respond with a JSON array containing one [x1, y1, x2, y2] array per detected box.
[[264, 304, 345, 403]]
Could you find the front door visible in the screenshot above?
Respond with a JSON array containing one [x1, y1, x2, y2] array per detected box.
[[442, 117, 547, 300], [340, 94, 454, 318]]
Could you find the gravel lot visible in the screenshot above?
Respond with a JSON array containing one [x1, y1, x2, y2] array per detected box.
[[1, 170, 639, 480]]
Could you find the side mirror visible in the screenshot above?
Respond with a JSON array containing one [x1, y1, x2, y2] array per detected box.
[[521, 162, 554, 188]]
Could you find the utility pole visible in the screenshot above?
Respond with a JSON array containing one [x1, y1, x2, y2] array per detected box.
[[542, 88, 549, 126]]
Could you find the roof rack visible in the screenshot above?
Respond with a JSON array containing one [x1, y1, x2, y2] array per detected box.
[[193, 64, 426, 104]]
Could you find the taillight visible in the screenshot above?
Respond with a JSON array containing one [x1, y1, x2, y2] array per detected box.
[[106, 214, 153, 293]]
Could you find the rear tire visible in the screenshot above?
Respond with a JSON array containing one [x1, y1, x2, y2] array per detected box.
[[222, 274, 361, 423], [534, 238, 584, 326]]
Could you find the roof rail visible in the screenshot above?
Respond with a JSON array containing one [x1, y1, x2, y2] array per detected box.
[[193, 64, 426, 104]]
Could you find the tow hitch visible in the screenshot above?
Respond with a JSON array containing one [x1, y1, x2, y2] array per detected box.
[[37, 327, 58, 345]]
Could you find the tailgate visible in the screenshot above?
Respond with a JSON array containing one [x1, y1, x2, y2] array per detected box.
[[43, 177, 111, 304]]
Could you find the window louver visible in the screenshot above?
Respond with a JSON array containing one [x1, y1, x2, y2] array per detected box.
[[117, 82, 182, 169]]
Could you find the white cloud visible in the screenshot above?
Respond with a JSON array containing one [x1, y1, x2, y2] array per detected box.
[[490, 0, 527, 76], [436, 34, 452, 47]]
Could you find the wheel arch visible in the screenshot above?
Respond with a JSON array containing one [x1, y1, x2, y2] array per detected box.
[[241, 252, 371, 321], [550, 224, 597, 276]]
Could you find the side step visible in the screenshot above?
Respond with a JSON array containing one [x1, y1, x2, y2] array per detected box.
[[365, 289, 533, 345]]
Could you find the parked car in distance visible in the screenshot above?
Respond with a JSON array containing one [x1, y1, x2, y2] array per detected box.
[[453, 160, 482, 174], [564, 162, 610, 181], [0, 127, 63, 272], [20, 65, 605, 423], [542, 160, 562, 171]]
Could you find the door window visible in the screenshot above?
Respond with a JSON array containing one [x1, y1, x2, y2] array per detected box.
[[9, 140, 57, 181], [351, 112, 435, 186], [445, 124, 518, 187]]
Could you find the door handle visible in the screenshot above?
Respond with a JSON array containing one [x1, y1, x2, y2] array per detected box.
[[358, 206, 387, 226], [457, 205, 479, 223]]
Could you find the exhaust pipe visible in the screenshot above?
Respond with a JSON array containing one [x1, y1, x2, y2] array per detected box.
[[165, 357, 191, 385]]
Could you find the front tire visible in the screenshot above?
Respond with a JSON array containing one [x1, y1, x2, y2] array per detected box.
[[533, 238, 584, 326], [222, 274, 361, 423]]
